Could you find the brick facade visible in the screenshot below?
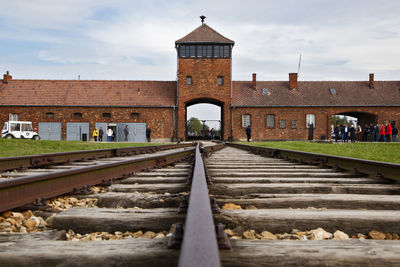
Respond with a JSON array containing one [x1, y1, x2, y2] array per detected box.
[[233, 106, 400, 141], [0, 106, 173, 141], [177, 58, 232, 140]]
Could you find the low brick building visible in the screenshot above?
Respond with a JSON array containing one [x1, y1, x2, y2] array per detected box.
[[1, 21, 399, 141]]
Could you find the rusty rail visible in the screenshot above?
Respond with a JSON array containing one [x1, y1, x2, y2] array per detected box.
[[0, 143, 195, 172], [228, 143, 400, 182], [178, 143, 221, 267], [0, 147, 195, 213]]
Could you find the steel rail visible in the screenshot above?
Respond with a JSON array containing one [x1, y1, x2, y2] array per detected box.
[[178, 144, 221, 267], [228, 143, 400, 182], [0, 147, 195, 213], [0, 143, 195, 172]]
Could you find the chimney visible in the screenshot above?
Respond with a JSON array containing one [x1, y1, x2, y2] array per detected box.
[[252, 73, 257, 89], [3, 71, 12, 84], [289, 73, 298, 90], [369, 73, 374, 89]]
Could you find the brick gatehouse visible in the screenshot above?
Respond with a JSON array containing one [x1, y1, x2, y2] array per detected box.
[[1, 21, 400, 141]]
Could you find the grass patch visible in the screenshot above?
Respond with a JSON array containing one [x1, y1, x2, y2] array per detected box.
[[0, 139, 163, 158], [236, 141, 400, 164]]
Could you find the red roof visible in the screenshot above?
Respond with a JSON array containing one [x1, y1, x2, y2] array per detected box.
[[0, 80, 176, 107], [176, 24, 234, 45], [232, 81, 400, 107]]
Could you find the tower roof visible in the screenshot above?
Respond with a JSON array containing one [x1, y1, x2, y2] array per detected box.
[[175, 23, 234, 45]]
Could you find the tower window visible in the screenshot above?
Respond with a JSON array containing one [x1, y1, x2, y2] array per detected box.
[[206, 45, 212, 57], [186, 76, 192, 85], [217, 76, 224, 86], [189, 45, 195, 57]]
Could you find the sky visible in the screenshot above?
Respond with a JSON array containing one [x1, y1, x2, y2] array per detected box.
[[1, 0, 399, 123]]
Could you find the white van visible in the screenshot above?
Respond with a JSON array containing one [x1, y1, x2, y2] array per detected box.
[[1, 121, 40, 140]]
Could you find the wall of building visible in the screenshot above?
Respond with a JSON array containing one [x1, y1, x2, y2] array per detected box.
[[177, 58, 232, 140], [232, 106, 400, 140], [0, 106, 174, 141]]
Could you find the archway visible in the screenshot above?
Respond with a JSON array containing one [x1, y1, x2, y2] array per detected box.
[[185, 98, 224, 140], [331, 111, 377, 128]]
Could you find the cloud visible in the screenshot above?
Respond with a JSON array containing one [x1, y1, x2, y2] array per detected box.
[[0, 0, 399, 81]]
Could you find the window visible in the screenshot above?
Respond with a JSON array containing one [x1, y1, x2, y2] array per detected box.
[[10, 123, 20, 131], [45, 112, 54, 119], [131, 112, 139, 118], [102, 113, 111, 118], [291, 120, 297, 128], [262, 88, 270, 95], [223, 45, 230, 58], [189, 45, 195, 57], [180, 45, 186, 57], [266, 114, 275, 128], [242, 114, 251, 127], [73, 112, 83, 119], [206, 45, 212, 57], [197, 45, 203, 58], [306, 114, 315, 128], [9, 113, 18, 121], [329, 88, 337, 95], [21, 123, 32, 131], [217, 76, 223, 86], [213, 45, 220, 58], [186, 76, 192, 85], [279, 120, 286, 129]]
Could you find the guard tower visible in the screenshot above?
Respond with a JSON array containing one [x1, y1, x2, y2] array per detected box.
[[175, 16, 235, 140]]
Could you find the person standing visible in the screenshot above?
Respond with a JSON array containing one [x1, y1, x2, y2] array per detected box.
[[107, 128, 113, 142], [334, 123, 340, 142], [356, 125, 362, 142], [343, 124, 349, 142], [98, 127, 104, 142], [392, 126, 398, 142], [146, 127, 151, 142], [349, 125, 356, 143], [374, 124, 380, 142], [123, 125, 130, 142], [379, 123, 386, 142], [210, 128, 215, 140], [245, 125, 251, 142], [93, 128, 99, 142], [386, 122, 392, 142]]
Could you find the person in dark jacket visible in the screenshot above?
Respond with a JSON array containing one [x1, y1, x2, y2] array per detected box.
[[146, 127, 151, 142], [98, 127, 104, 142], [349, 125, 356, 143], [392, 126, 398, 142], [123, 125, 130, 142], [334, 123, 340, 142], [245, 125, 251, 142], [374, 124, 380, 142]]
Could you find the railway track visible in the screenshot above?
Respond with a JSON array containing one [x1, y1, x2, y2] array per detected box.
[[1, 142, 400, 266]]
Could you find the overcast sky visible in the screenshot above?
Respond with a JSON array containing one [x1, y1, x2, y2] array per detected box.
[[1, 0, 399, 122]]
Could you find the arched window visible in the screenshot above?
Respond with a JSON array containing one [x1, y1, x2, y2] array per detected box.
[[73, 112, 83, 119]]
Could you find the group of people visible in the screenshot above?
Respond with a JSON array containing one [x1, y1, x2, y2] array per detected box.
[[92, 126, 152, 142], [333, 122, 398, 143]]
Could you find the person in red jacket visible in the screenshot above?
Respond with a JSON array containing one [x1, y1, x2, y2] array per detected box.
[[385, 122, 392, 142], [379, 123, 386, 142]]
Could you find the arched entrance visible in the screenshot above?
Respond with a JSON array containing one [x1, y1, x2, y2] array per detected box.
[[185, 98, 224, 140], [331, 111, 377, 127]]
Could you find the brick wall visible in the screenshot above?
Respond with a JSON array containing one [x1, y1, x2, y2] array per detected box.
[[232, 106, 400, 140], [0, 106, 174, 140], [177, 58, 232, 139]]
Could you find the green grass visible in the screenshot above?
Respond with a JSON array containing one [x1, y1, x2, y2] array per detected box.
[[0, 139, 164, 158], [236, 141, 400, 164]]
